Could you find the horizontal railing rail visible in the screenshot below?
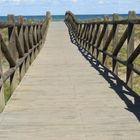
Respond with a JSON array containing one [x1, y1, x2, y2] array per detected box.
[[65, 11, 140, 98], [0, 12, 51, 111]]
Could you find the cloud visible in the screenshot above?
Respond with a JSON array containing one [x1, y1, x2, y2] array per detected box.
[[98, 0, 105, 4], [0, 0, 35, 4], [71, 0, 78, 3], [0, 0, 139, 15]]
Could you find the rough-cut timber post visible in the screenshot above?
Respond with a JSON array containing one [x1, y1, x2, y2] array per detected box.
[[41, 12, 51, 44], [112, 14, 119, 75], [127, 11, 136, 88], [89, 23, 95, 55], [95, 18, 101, 59], [102, 16, 109, 67], [23, 22, 30, 71], [7, 15, 19, 94], [18, 16, 26, 81], [29, 26, 35, 63], [0, 41, 5, 112]]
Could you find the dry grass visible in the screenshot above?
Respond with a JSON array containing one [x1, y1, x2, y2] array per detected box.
[[96, 23, 140, 95]]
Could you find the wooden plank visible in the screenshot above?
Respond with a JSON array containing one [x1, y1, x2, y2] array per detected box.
[[0, 22, 140, 139]]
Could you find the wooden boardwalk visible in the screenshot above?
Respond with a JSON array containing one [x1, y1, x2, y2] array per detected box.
[[0, 22, 139, 140]]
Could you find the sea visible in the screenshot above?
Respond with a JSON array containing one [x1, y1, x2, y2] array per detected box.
[[0, 14, 139, 22]]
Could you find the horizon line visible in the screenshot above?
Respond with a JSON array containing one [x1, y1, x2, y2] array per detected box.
[[0, 13, 140, 17]]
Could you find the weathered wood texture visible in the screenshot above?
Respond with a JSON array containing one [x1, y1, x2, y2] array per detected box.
[[65, 11, 140, 95], [0, 12, 51, 111], [0, 22, 139, 140]]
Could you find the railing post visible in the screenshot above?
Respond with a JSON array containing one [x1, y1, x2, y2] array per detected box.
[[94, 18, 102, 59], [127, 11, 136, 89], [0, 41, 5, 112], [88, 24, 95, 54], [23, 23, 30, 71], [37, 22, 41, 43], [112, 14, 119, 75], [7, 15, 19, 93], [32, 25, 38, 58], [86, 24, 92, 51], [37, 22, 42, 51], [34, 24, 39, 57], [29, 25, 35, 64], [18, 16, 26, 81], [81, 24, 87, 49], [86, 24, 93, 51], [83, 24, 89, 50], [79, 24, 84, 48], [91, 21, 97, 56], [41, 11, 50, 43], [102, 16, 109, 66]]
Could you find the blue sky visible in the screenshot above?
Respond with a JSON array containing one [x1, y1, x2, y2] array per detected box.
[[0, 0, 140, 15]]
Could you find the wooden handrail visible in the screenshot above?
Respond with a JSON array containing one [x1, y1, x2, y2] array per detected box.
[[65, 11, 140, 95], [0, 11, 51, 112]]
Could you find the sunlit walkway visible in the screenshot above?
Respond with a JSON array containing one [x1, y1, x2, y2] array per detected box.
[[0, 22, 139, 140]]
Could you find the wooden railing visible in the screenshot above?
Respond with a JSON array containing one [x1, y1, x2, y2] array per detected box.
[[65, 11, 140, 96], [0, 12, 51, 111]]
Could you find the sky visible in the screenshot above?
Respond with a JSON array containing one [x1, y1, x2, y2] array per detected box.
[[0, 0, 140, 16]]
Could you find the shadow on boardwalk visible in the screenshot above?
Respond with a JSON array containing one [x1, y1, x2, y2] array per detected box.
[[65, 22, 140, 122]]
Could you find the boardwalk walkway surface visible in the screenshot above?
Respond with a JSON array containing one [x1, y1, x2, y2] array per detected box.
[[0, 22, 139, 140]]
